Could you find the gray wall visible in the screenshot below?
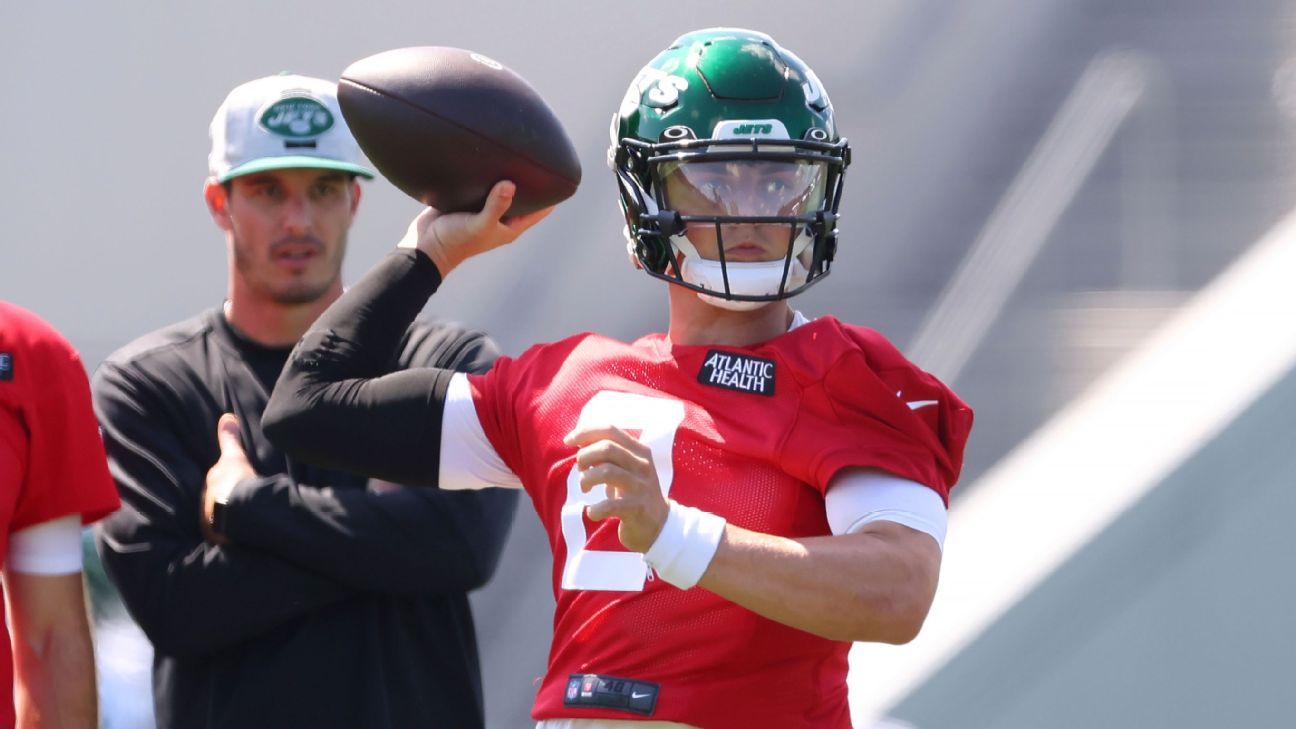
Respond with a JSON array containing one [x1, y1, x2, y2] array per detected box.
[[890, 363, 1296, 729]]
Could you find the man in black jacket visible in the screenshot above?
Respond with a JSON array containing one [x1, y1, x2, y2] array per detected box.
[[92, 73, 518, 729]]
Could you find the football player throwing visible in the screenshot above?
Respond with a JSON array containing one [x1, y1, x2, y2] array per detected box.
[[265, 28, 972, 729]]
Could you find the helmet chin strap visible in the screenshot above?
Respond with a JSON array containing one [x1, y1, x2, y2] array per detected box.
[[697, 291, 776, 313], [672, 235, 812, 311]]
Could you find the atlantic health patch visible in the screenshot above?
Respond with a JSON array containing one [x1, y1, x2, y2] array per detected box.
[[697, 350, 775, 396]]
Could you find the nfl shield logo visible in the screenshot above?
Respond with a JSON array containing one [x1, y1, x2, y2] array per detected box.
[[566, 678, 580, 700]]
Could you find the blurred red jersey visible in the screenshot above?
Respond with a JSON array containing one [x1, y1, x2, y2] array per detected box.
[[468, 315, 971, 729], [0, 302, 121, 728]]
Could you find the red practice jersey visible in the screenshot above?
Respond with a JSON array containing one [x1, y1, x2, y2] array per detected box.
[[0, 302, 121, 727], [468, 315, 971, 729]]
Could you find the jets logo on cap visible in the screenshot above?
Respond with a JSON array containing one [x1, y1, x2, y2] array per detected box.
[[259, 95, 334, 138]]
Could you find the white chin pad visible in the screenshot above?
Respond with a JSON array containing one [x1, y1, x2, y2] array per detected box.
[[697, 293, 771, 312], [673, 235, 811, 308]]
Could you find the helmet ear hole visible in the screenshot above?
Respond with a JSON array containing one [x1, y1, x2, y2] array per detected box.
[[804, 128, 829, 142], [661, 125, 695, 142]]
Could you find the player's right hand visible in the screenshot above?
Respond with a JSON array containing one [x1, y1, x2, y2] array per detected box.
[[202, 414, 254, 545], [398, 180, 554, 276], [565, 424, 670, 554]]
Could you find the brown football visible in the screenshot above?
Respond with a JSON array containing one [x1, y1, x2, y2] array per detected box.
[[338, 47, 581, 216]]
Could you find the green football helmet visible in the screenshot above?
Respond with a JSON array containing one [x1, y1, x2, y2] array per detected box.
[[610, 28, 851, 309]]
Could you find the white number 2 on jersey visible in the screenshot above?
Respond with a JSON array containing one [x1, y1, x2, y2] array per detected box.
[[560, 391, 685, 592]]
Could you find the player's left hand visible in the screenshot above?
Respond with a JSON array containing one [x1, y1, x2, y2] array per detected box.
[[565, 425, 669, 553], [202, 413, 255, 544]]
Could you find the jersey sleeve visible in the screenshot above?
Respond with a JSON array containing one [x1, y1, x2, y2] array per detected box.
[[9, 322, 120, 530], [464, 354, 527, 482], [869, 356, 973, 499], [781, 325, 973, 503], [439, 373, 522, 490]]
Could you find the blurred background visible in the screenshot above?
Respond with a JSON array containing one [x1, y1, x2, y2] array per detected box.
[[4, 1, 1295, 727]]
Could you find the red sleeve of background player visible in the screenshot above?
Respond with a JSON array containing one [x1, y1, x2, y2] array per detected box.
[[6, 311, 120, 530], [781, 321, 973, 504], [0, 412, 26, 515]]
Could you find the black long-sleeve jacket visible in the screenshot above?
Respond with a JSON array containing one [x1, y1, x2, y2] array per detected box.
[[92, 308, 517, 729]]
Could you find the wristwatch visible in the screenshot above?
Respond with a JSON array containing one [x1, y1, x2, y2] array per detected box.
[[210, 495, 230, 536]]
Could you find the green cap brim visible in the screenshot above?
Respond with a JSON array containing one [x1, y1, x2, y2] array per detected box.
[[218, 156, 375, 182]]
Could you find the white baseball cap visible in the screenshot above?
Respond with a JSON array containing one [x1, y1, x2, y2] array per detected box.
[[208, 72, 374, 182]]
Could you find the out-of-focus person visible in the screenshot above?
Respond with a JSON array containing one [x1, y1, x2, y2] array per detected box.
[[1, 301, 122, 729], [92, 73, 517, 729]]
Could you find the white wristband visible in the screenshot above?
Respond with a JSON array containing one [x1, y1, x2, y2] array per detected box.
[[643, 500, 726, 589]]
